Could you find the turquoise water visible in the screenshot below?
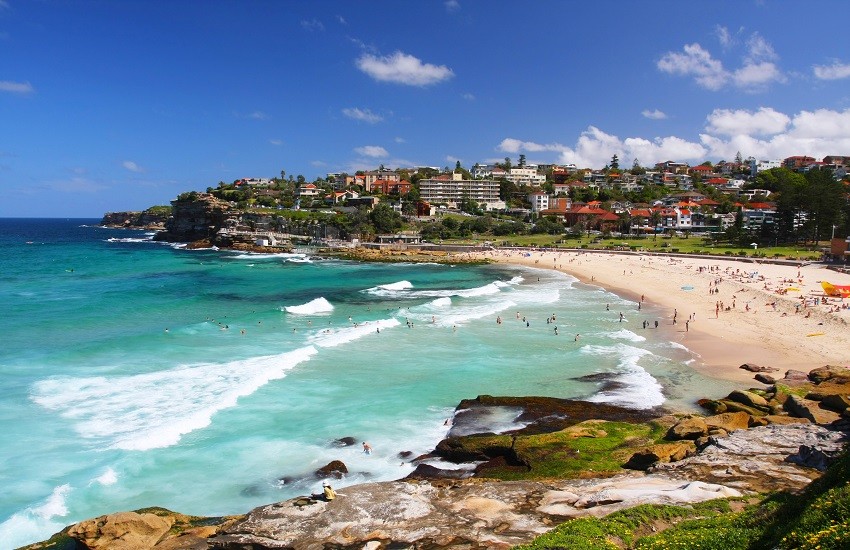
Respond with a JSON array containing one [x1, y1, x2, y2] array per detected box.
[[0, 219, 738, 547]]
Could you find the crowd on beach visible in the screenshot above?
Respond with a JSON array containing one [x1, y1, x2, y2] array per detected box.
[[466, 246, 850, 381]]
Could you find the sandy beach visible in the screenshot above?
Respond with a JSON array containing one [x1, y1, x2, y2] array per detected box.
[[470, 248, 850, 384]]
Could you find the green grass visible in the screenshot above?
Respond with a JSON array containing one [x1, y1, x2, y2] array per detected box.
[[514, 500, 735, 550], [476, 420, 667, 481], [514, 448, 850, 549], [440, 234, 824, 260]]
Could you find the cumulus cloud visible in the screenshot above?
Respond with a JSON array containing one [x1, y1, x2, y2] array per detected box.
[[502, 106, 850, 170], [300, 19, 324, 31], [354, 145, 389, 158], [658, 32, 784, 92], [642, 109, 667, 120], [342, 107, 383, 124], [0, 80, 34, 94], [445, 0, 460, 12], [705, 107, 790, 136], [356, 51, 454, 86], [657, 43, 728, 90], [498, 138, 566, 154], [813, 60, 850, 80]]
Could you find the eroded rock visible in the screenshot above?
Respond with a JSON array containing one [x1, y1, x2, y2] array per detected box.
[[67, 511, 173, 550]]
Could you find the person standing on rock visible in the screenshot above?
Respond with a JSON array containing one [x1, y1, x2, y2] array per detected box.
[[322, 481, 336, 501], [362, 441, 373, 455]]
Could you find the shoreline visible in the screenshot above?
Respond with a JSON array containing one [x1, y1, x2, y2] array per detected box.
[[469, 248, 850, 384]]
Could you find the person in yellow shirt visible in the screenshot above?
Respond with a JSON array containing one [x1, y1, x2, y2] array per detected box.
[[322, 481, 336, 501]]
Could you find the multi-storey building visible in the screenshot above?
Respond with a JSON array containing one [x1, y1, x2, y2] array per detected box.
[[418, 172, 505, 210]]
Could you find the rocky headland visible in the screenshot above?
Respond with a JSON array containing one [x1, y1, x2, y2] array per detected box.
[[100, 208, 169, 230], [23, 365, 850, 550]]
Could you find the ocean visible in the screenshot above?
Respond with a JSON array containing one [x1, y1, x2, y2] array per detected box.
[[0, 218, 738, 547]]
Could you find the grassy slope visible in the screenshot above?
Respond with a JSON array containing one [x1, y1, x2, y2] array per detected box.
[[515, 449, 850, 549]]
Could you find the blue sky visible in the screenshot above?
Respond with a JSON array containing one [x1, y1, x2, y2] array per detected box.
[[2, 0, 849, 217]]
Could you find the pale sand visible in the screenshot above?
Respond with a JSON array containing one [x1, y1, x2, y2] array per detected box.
[[468, 249, 850, 384]]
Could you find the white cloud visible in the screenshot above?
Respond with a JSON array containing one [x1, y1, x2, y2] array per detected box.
[[342, 107, 384, 124], [705, 107, 790, 136], [744, 33, 777, 63], [300, 19, 324, 32], [394, 137, 406, 143], [269, 139, 283, 146], [657, 43, 728, 91], [248, 111, 267, 120], [356, 51, 454, 86], [732, 61, 783, 90], [446, 155, 462, 163], [813, 60, 850, 80], [462, 92, 475, 101], [336, 15, 347, 25], [658, 33, 784, 92], [310, 160, 327, 167], [498, 138, 566, 154], [354, 145, 389, 158], [0, 1, 9, 10], [445, 0, 460, 12], [642, 109, 667, 120], [122, 161, 145, 173], [715, 25, 733, 48], [499, 107, 850, 171], [0, 80, 34, 94]]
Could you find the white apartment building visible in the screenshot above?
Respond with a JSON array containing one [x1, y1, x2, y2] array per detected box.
[[749, 159, 782, 176], [528, 192, 550, 212], [419, 172, 506, 210], [507, 166, 546, 186]]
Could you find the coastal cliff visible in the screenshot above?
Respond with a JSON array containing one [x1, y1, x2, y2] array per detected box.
[[100, 207, 169, 229], [23, 365, 850, 550]]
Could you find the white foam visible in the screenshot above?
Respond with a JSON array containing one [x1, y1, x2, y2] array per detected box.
[[428, 297, 452, 308], [31, 346, 318, 451], [378, 280, 413, 291], [605, 329, 647, 342], [309, 318, 401, 348], [91, 467, 117, 486], [667, 341, 689, 351], [426, 299, 516, 327], [284, 297, 334, 315], [0, 484, 71, 549], [580, 344, 664, 409], [105, 236, 154, 243], [363, 279, 515, 300], [230, 252, 308, 260]]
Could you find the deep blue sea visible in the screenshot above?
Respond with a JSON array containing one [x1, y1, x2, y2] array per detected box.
[[0, 218, 738, 547]]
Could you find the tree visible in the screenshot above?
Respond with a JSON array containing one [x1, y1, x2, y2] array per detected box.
[[369, 203, 402, 233], [735, 151, 743, 165], [455, 160, 462, 172], [502, 157, 512, 171], [518, 154, 527, 167], [280, 170, 286, 180], [610, 154, 620, 170]]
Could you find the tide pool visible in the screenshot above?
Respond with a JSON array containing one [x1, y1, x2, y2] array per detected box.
[[0, 219, 738, 547]]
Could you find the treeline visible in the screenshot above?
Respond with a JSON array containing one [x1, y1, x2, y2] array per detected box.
[[738, 167, 849, 245]]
